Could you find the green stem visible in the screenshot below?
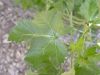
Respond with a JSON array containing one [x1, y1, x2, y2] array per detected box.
[[70, 12, 73, 28], [69, 11, 75, 69]]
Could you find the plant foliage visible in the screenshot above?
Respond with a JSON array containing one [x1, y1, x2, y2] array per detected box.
[[9, 0, 100, 75]]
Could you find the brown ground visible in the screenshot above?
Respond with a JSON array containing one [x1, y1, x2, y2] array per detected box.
[[0, 0, 34, 75]]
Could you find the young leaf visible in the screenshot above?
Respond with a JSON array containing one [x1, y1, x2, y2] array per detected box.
[[84, 46, 97, 57], [70, 37, 84, 54]]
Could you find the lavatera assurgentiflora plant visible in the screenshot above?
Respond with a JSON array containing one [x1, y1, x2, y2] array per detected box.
[[9, 0, 100, 75]]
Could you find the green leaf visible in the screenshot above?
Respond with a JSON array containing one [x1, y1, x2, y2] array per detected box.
[[70, 37, 84, 54], [75, 64, 100, 75], [73, 0, 83, 12], [9, 20, 35, 42], [79, 0, 98, 21], [15, 0, 46, 10], [9, 9, 68, 42], [8, 9, 68, 75], [9, 19, 51, 42], [97, 0, 100, 17], [33, 9, 66, 35], [76, 37, 84, 51], [25, 39, 67, 75], [84, 46, 97, 57], [75, 45, 100, 75], [83, 45, 100, 63], [64, 0, 74, 12]]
